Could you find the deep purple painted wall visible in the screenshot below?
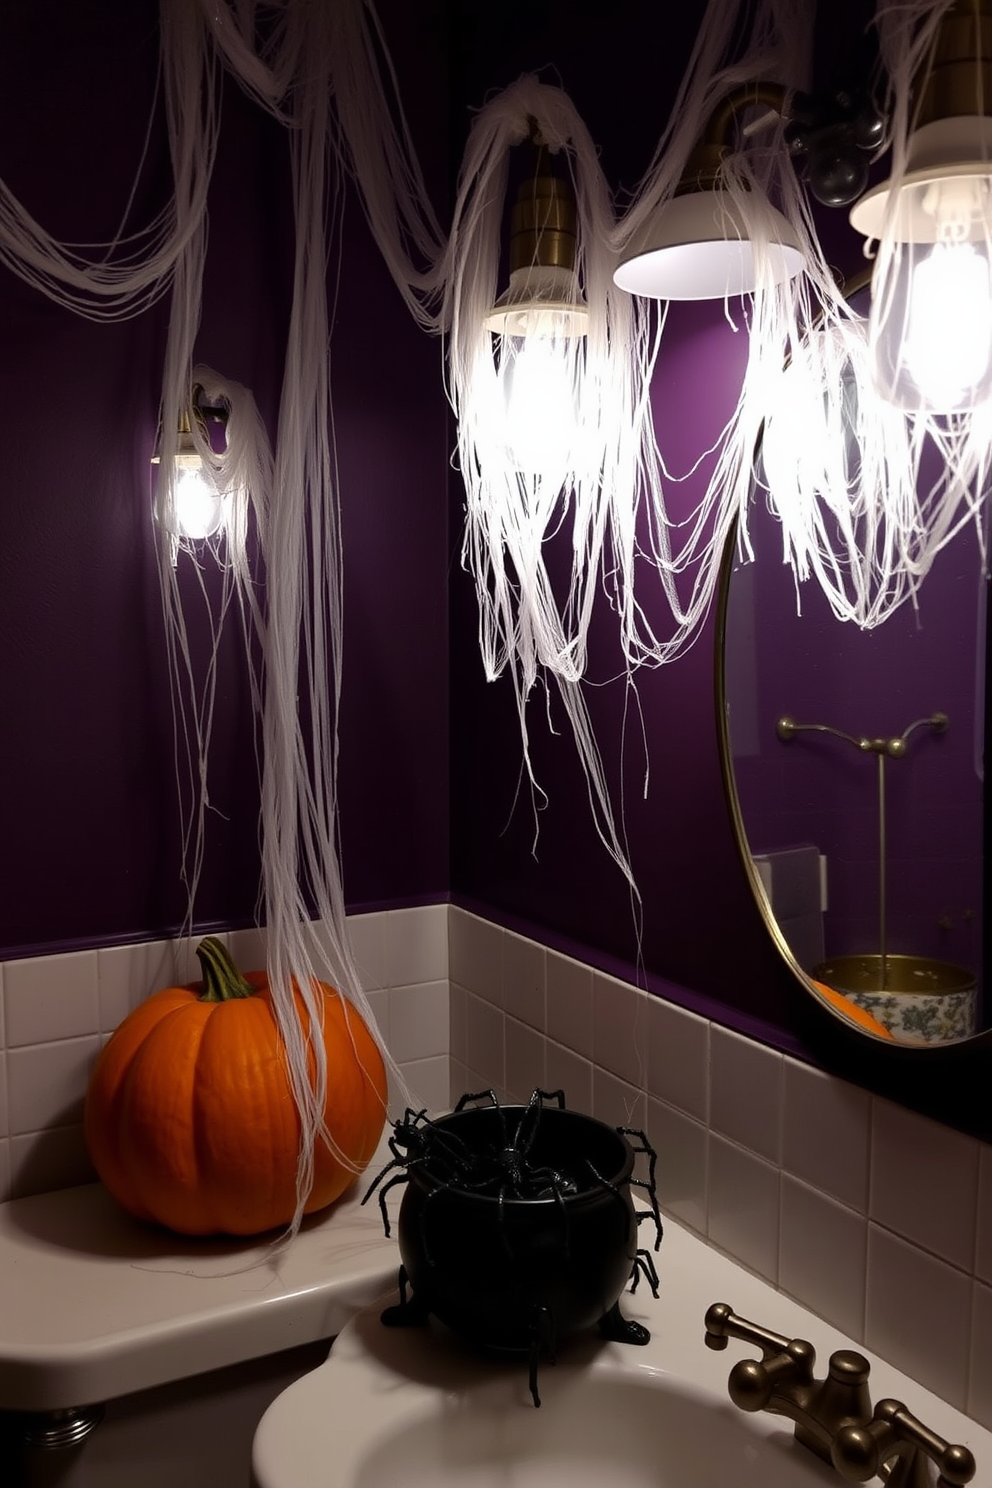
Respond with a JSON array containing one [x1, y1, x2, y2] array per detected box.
[[0, 1, 450, 956], [449, 293, 806, 1036], [6, 1, 992, 1140]]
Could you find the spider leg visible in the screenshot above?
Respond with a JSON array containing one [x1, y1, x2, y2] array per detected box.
[[617, 1127, 664, 1251], [360, 1154, 400, 1204], [453, 1088, 499, 1112], [368, 1170, 410, 1237], [629, 1247, 660, 1297]]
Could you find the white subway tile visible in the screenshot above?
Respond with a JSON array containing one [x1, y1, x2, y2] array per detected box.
[[0, 1137, 9, 1204], [395, 1055, 450, 1117], [546, 953, 593, 1058], [7, 1037, 101, 1134], [449, 910, 503, 1006], [96, 938, 173, 1032], [969, 1280, 992, 1429], [591, 1066, 646, 1134], [226, 925, 268, 972], [870, 1097, 979, 1273], [866, 1223, 972, 1411], [388, 981, 449, 1063], [647, 1096, 707, 1237], [708, 1134, 781, 1284], [504, 1016, 546, 1105], [0, 1054, 6, 1139], [592, 973, 648, 1088], [464, 991, 504, 1094], [503, 933, 545, 1029], [545, 1041, 592, 1115], [782, 1060, 870, 1213], [387, 904, 448, 987], [449, 1058, 472, 1108], [5, 951, 100, 1047], [363, 987, 390, 1052], [779, 1175, 867, 1342], [710, 1026, 783, 1164], [646, 996, 708, 1122], [449, 980, 468, 1065], [976, 1144, 992, 1286], [9, 1125, 95, 1201], [345, 911, 391, 991]]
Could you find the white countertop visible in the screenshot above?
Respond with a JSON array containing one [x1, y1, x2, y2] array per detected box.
[[253, 1220, 992, 1488], [0, 1144, 402, 1412]]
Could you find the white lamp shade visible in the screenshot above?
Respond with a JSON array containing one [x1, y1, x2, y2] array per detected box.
[[483, 264, 588, 337], [850, 117, 992, 241], [613, 188, 804, 300]]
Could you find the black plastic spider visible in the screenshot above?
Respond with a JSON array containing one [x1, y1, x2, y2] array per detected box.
[[362, 1088, 581, 1262], [360, 1105, 478, 1236]]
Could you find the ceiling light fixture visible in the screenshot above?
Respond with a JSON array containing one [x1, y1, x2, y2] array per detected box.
[[613, 84, 805, 301], [851, 0, 992, 413], [483, 136, 588, 481]]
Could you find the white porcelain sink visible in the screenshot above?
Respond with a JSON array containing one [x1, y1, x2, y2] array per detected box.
[[252, 1222, 986, 1488], [349, 1368, 834, 1488], [252, 1300, 835, 1488]]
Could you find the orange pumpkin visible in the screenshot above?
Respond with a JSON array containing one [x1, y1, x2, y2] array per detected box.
[[84, 936, 388, 1236]]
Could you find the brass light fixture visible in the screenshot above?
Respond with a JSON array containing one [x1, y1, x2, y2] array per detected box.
[[151, 387, 228, 542], [483, 135, 588, 337]]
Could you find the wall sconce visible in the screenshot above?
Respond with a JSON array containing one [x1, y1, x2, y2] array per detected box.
[[151, 386, 230, 543], [851, 0, 992, 413], [482, 137, 587, 481], [613, 84, 805, 300]]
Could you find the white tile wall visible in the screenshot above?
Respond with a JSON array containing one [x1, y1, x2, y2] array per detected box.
[[0, 909, 453, 1210], [4, 902, 992, 1432], [446, 906, 992, 1430]]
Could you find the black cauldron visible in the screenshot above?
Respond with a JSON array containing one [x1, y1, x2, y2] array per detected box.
[[392, 1101, 643, 1354]]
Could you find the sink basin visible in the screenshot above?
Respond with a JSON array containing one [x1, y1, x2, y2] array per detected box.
[[349, 1369, 833, 1488], [252, 1301, 835, 1488]]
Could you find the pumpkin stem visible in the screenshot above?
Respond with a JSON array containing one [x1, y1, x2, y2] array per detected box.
[[196, 936, 257, 1002]]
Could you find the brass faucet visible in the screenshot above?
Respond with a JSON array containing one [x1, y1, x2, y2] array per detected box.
[[832, 1397, 976, 1487], [704, 1304, 976, 1484], [704, 1302, 874, 1464]]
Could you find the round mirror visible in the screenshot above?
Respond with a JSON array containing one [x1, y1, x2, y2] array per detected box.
[[718, 286, 987, 1047]]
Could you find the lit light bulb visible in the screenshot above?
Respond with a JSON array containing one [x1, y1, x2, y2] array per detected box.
[[173, 452, 224, 540], [483, 265, 587, 486], [500, 330, 580, 483], [866, 174, 992, 413], [152, 404, 226, 543]]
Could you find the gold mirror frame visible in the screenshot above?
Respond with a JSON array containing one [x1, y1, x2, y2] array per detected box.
[[715, 269, 986, 1050]]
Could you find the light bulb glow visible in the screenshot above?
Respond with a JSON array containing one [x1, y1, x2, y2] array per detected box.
[[173, 454, 224, 540], [498, 333, 581, 484], [903, 240, 992, 408], [867, 173, 992, 413]]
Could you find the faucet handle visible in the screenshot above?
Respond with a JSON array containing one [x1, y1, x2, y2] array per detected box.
[[704, 1302, 800, 1361], [832, 1397, 976, 1487]]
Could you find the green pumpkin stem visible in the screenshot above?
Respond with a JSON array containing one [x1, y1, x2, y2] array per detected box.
[[196, 936, 257, 1002]]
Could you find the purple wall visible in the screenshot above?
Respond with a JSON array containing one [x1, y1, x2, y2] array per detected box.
[[450, 297, 805, 1037], [5, 1, 992, 1139], [0, 0, 450, 956]]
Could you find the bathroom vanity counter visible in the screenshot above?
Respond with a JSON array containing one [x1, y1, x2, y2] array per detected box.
[[0, 1150, 401, 1413], [253, 1219, 992, 1488]]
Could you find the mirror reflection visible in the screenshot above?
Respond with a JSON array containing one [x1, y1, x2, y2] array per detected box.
[[721, 397, 987, 1047]]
